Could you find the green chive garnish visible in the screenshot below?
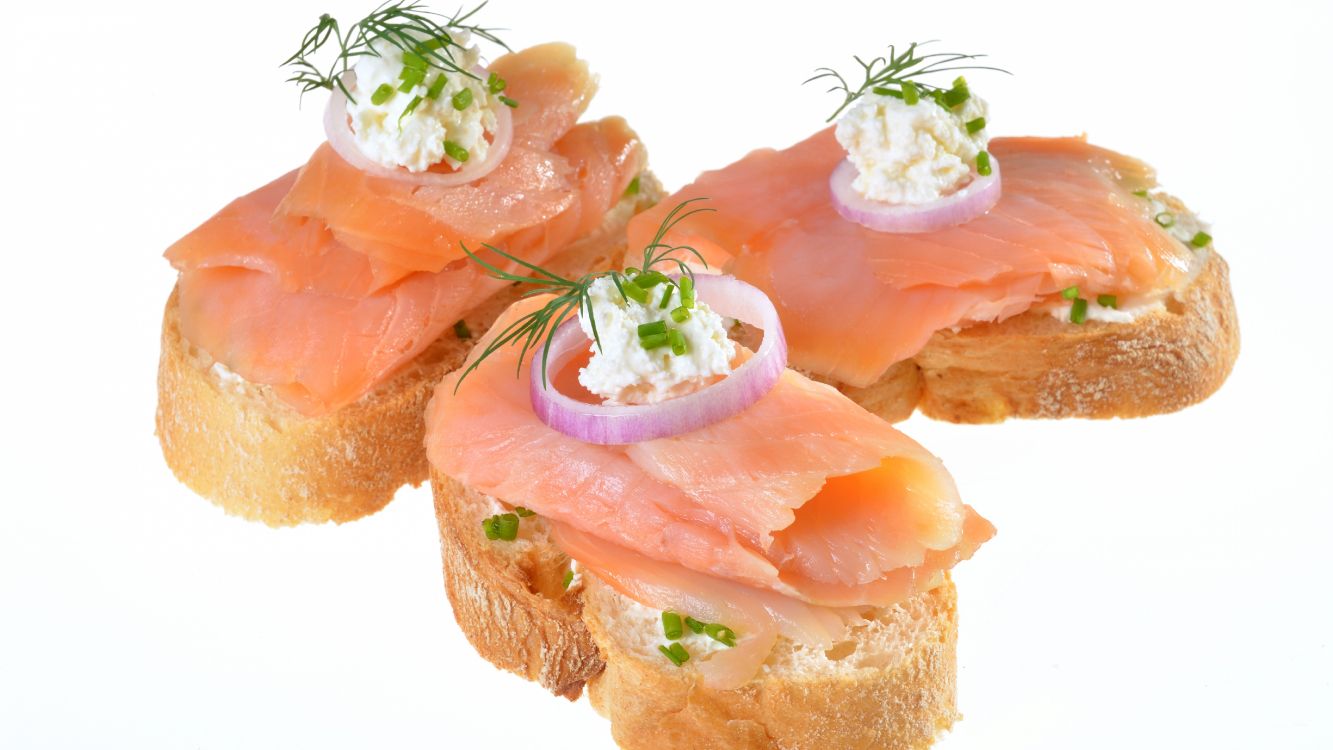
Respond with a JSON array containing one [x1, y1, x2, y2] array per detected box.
[[1061, 285, 1080, 300], [942, 79, 970, 108], [426, 74, 447, 100], [634, 270, 669, 289], [872, 86, 904, 99], [624, 176, 641, 197], [1097, 294, 1118, 309], [1070, 298, 1088, 325], [562, 569, 574, 589], [901, 81, 920, 105], [976, 151, 992, 176], [1132, 188, 1149, 198], [966, 117, 986, 134], [443, 140, 469, 163], [414, 38, 445, 55], [659, 284, 674, 309], [398, 66, 426, 92], [1155, 212, 1175, 228], [398, 95, 424, 127], [487, 72, 506, 94], [1190, 231, 1212, 248], [452, 87, 473, 111], [679, 275, 696, 309], [704, 623, 737, 647], [620, 277, 649, 303], [670, 306, 690, 324], [495, 513, 519, 541], [684, 616, 706, 634], [498, 95, 518, 108], [514, 506, 535, 517], [637, 321, 668, 338], [662, 612, 683, 640], [481, 516, 499, 540], [402, 50, 428, 70], [640, 332, 670, 350], [667, 329, 687, 356], [453, 320, 471, 339], [953, 76, 969, 89], [370, 83, 395, 106], [658, 643, 689, 667]]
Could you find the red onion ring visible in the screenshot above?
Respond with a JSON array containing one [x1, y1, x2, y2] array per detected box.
[[829, 157, 1002, 233], [530, 275, 788, 445], [322, 69, 512, 186]]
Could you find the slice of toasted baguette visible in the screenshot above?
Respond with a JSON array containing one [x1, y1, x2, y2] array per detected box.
[[432, 469, 960, 750], [156, 174, 664, 527], [820, 247, 1238, 423]]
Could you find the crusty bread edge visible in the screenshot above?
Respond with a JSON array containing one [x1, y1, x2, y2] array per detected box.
[[156, 173, 664, 527]]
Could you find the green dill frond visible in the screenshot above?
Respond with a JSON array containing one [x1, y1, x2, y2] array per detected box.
[[452, 198, 715, 392], [806, 42, 1010, 122], [282, 1, 509, 104]]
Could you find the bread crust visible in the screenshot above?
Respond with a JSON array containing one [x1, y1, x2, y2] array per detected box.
[[827, 249, 1238, 423], [582, 576, 959, 750], [431, 470, 601, 699], [156, 175, 663, 526]]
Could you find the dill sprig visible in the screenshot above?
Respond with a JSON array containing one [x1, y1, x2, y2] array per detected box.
[[806, 42, 1009, 122], [454, 198, 715, 391], [283, 1, 508, 103]]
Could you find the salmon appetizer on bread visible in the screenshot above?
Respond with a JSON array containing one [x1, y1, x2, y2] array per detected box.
[[426, 203, 993, 748], [156, 3, 662, 525], [628, 43, 1238, 423]]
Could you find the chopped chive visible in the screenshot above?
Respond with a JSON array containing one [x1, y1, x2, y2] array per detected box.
[[634, 270, 669, 289], [667, 329, 688, 356], [1155, 212, 1175, 228], [931, 89, 948, 108], [370, 83, 396, 106], [704, 623, 737, 647], [561, 569, 574, 589], [414, 38, 445, 55], [662, 612, 683, 640], [1061, 285, 1080, 300], [494, 513, 519, 541], [1190, 230, 1212, 248], [443, 140, 469, 163], [1132, 188, 1149, 198], [953, 76, 969, 89], [398, 95, 424, 127], [976, 151, 992, 176], [426, 74, 447, 100], [659, 284, 674, 309], [966, 117, 986, 134], [402, 50, 429, 70], [942, 82, 970, 108], [684, 616, 706, 634], [872, 86, 904, 99], [637, 321, 668, 337], [498, 95, 518, 108], [514, 506, 535, 518], [901, 81, 920, 105], [451, 87, 473, 111], [487, 71, 506, 94], [624, 175, 641, 197], [481, 516, 499, 540], [453, 319, 471, 339], [679, 275, 696, 309], [1070, 297, 1088, 325], [620, 278, 649, 303], [1096, 294, 1118, 309], [640, 332, 670, 350], [670, 306, 690, 323], [658, 643, 689, 667], [398, 66, 426, 92]]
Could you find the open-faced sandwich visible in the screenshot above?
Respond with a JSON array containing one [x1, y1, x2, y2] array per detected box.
[[627, 44, 1238, 423], [425, 203, 994, 748], [156, 2, 661, 525]]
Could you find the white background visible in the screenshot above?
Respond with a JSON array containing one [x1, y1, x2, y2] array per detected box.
[[3, 0, 1330, 747]]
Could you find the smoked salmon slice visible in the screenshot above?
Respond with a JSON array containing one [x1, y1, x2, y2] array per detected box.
[[166, 44, 645, 416], [625, 130, 1197, 388], [425, 297, 993, 686]]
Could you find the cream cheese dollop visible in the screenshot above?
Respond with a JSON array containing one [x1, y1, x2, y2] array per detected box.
[[835, 91, 989, 204], [346, 34, 497, 172], [577, 276, 735, 405]]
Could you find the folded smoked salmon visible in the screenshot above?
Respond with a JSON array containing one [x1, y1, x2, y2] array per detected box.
[[157, 43, 659, 525], [425, 295, 993, 691], [626, 130, 1237, 422]]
